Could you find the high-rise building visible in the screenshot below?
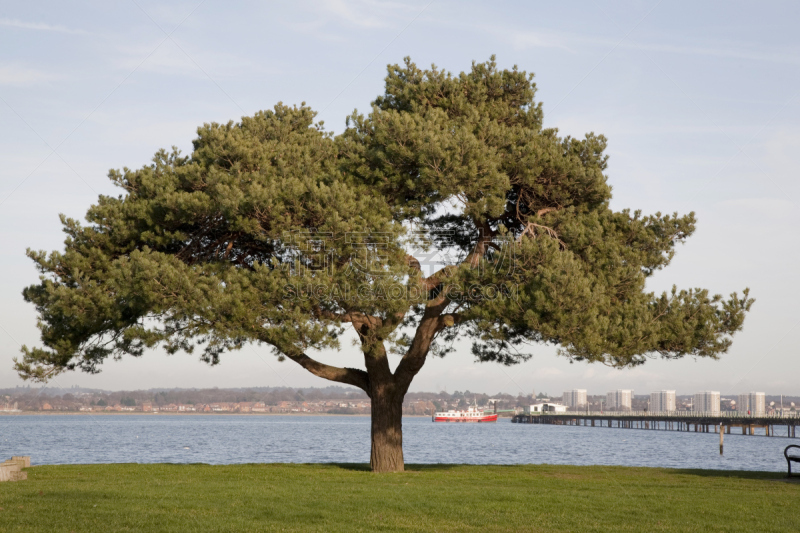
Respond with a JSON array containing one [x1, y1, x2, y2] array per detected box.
[[737, 392, 766, 415], [693, 391, 720, 413], [650, 390, 676, 413], [606, 390, 633, 411], [562, 389, 587, 408]]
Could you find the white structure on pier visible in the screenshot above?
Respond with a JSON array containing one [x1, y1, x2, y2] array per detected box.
[[524, 403, 568, 414], [693, 391, 720, 414], [606, 390, 633, 411], [650, 390, 676, 413], [737, 392, 765, 415], [562, 389, 587, 408]]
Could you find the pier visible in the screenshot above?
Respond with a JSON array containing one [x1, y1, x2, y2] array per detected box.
[[511, 411, 799, 437]]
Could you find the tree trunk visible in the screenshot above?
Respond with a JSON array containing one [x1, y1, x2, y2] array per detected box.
[[369, 383, 405, 473]]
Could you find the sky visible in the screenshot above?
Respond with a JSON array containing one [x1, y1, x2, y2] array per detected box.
[[1, 1, 799, 397]]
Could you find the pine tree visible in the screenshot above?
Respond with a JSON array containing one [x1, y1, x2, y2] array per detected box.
[[18, 57, 752, 472]]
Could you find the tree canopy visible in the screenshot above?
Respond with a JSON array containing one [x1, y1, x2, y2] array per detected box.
[[19, 57, 752, 471]]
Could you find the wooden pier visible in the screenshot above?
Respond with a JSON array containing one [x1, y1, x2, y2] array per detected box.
[[511, 412, 799, 437]]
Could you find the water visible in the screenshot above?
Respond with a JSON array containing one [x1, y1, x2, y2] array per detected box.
[[0, 415, 794, 472]]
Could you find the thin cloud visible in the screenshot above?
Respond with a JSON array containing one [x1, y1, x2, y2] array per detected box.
[[318, 0, 385, 28], [506, 25, 800, 66], [316, 0, 417, 29], [283, 19, 347, 42], [507, 29, 576, 52], [619, 40, 800, 67], [0, 17, 89, 35], [114, 40, 271, 80], [0, 65, 58, 86]]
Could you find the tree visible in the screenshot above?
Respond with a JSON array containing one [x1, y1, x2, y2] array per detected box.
[[17, 57, 752, 472]]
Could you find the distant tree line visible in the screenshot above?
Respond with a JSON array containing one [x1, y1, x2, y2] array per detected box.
[[3, 386, 544, 411], [3, 387, 796, 412]]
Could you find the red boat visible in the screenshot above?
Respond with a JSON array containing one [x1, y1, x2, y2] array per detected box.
[[433, 405, 498, 423]]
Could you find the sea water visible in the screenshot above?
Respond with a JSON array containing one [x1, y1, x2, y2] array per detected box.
[[0, 415, 793, 471]]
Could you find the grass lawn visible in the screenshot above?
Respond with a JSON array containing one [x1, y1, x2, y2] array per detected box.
[[0, 463, 798, 532]]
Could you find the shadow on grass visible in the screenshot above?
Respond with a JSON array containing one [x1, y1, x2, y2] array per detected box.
[[34, 462, 797, 484], [327, 463, 525, 472], [664, 468, 788, 481], [327, 463, 795, 482], [328, 463, 462, 472]]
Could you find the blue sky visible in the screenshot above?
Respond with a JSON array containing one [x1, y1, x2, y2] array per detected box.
[[1, 1, 799, 397]]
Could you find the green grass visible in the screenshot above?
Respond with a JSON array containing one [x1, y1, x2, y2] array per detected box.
[[0, 463, 798, 532]]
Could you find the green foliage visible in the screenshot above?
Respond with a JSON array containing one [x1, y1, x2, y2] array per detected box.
[[17, 56, 752, 387], [2, 464, 797, 532]]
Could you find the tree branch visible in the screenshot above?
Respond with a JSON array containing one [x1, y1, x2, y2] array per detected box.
[[417, 221, 496, 292], [465, 221, 494, 268], [536, 207, 558, 217], [283, 352, 370, 392], [406, 254, 421, 272], [518, 221, 566, 248], [393, 299, 450, 392], [394, 221, 495, 388]]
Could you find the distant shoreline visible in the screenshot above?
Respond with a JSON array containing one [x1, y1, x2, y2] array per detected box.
[[0, 411, 442, 418]]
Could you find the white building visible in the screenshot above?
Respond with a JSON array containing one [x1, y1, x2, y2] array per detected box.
[[650, 390, 676, 413], [524, 403, 568, 414], [562, 389, 587, 408], [606, 390, 633, 411], [737, 392, 766, 415], [693, 391, 720, 414]]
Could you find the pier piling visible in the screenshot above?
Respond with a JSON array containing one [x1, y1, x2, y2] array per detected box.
[[511, 412, 799, 440]]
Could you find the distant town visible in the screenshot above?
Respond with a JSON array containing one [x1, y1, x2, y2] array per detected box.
[[0, 385, 797, 417], [555, 389, 797, 416]]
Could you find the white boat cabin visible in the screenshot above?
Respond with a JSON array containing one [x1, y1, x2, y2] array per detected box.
[[435, 405, 486, 418]]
